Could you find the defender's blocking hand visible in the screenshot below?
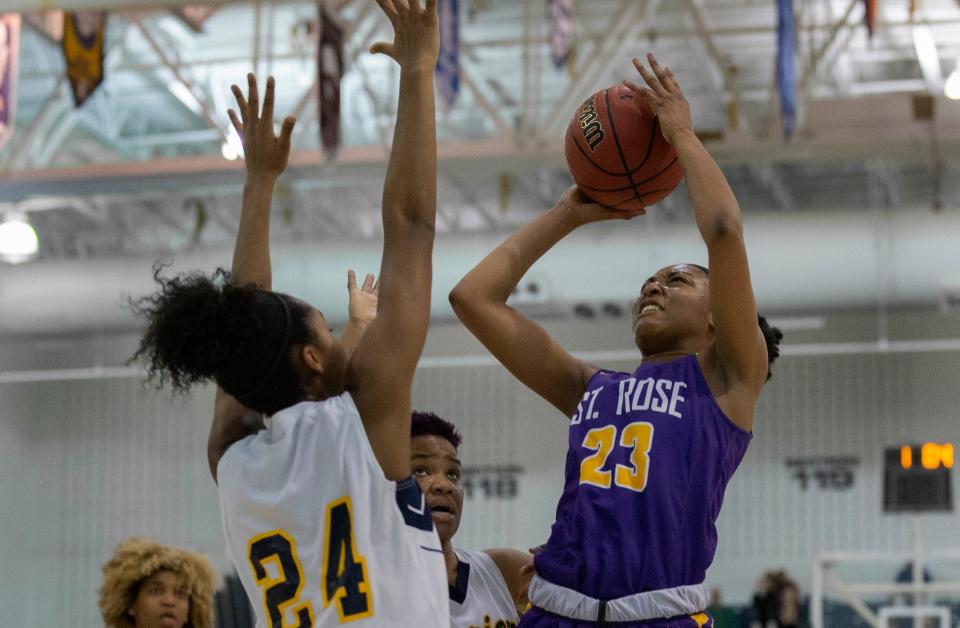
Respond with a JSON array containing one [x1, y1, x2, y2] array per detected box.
[[370, 0, 440, 71], [347, 269, 379, 327], [227, 73, 296, 179]]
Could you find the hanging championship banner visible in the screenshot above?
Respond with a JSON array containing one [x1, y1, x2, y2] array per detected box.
[[863, 0, 877, 37], [0, 13, 21, 153], [436, 0, 460, 111], [776, 0, 797, 139], [318, 2, 344, 158], [547, 0, 574, 69], [63, 11, 107, 108]]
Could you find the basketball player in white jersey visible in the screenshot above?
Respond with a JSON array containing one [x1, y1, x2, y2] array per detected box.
[[132, 1, 448, 625], [410, 411, 532, 628]]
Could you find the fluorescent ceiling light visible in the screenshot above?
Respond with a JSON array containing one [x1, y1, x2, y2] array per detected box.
[[221, 126, 244, 161], [0, 215, 40, 264], [221, 140, 238, 160]]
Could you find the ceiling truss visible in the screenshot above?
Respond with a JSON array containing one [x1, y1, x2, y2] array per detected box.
[[0, 0, 959, 261]]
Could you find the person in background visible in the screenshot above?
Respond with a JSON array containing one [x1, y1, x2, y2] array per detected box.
[[707, 588, 742, 628], [751, 570, 799, 628], [99, 537, 218, 628]]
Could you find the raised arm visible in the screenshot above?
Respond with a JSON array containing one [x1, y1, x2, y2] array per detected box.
[[449, 188, 643, 417], [627, 54, 768, 421], [207, 74, 295, 480], [226, 74, 295, 291], [348, 0, 439, 480]]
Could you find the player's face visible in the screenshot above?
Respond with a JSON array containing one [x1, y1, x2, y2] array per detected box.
[[632, 264, 712, 354], [303, 306, 349, 399], [128, 570, 190, 628], [410, 435, 463, 545]]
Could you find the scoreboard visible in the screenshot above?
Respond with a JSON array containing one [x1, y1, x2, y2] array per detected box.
[[883, 443, 954, 512]]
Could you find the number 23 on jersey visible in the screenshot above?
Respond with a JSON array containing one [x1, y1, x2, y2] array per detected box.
[[580, 421, 655, 492], [246, 496, 373, 626]]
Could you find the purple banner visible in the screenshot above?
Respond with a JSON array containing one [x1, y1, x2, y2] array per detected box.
[[547, 0, 574, 69], [318, 2, 344, 158], [0, 13, 21, 152], [436, 0, 460, 111]]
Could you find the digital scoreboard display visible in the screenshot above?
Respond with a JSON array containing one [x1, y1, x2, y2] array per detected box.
[[883, 443, 954, 513]]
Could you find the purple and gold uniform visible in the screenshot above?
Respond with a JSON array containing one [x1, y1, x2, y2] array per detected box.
[[521, 355, 750, 627]]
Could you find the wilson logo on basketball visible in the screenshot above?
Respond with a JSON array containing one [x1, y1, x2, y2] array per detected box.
[[578, 95, 605, 151]]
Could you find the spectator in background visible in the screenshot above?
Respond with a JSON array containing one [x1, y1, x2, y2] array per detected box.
[[708, 587, 743, 628], [776, 573, 800, 628], [892, 561, 934, 621], [99, 537, 218, 628], [895, 561, 933, 586], [751, 572, 777, 627], [751, 570, 800, 628]]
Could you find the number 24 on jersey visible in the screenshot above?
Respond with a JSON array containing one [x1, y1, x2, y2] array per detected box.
[[246, 496, 372, 626]]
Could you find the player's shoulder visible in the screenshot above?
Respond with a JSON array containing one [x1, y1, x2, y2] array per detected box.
[[266, 393, 362, 438], [217, 393, 365, 482], [482, 547, 532, 574]]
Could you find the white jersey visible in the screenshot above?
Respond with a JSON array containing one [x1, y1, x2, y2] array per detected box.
[[218, 393, 449, 627], [449, 548, 519, 628]]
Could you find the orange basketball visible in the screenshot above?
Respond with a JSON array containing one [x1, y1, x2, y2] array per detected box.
[[564, 84, 683, 210]]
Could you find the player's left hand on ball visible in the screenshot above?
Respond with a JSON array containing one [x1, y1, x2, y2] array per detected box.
[[347, 269, 379, 326], [622, 53, 693, 146], [557, 185, 645, 224]]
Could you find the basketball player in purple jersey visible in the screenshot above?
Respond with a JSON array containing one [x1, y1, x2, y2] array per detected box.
[[449, 54, 783, 628]]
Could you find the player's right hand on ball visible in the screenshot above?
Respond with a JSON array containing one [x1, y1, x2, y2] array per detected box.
[[557, 185, 646, 225], [370, 0, 439, 71]]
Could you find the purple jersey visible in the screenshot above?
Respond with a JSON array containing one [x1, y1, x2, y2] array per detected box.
[[534, 354, 751, 600]]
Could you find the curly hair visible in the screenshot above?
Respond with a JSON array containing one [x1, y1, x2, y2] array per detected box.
[[99, 537, 219, 628], [131, 266, 315, 414], [411, 410, 463, 448], [758, 314, 784, 381]]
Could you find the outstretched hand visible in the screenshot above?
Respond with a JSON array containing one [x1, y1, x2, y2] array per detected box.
[[228, 73, 296, 179], [347, 269, 379, 327], [622, 53, 693, 146], [557, 185, 645, 225], [370, 0, 439, 70]]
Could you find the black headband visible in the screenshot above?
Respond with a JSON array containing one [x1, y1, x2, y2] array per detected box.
[[236, 292, 292, 407]]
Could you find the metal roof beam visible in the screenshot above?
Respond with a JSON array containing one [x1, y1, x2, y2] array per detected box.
[[132, 17, 231, 145]]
